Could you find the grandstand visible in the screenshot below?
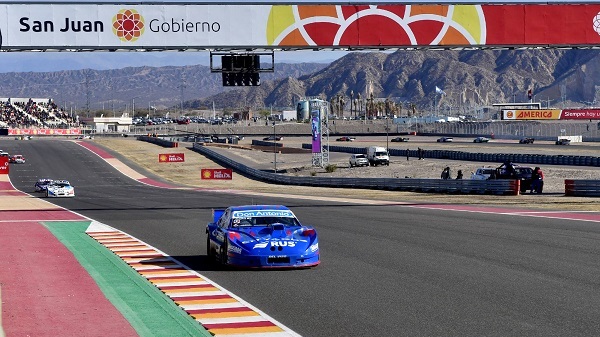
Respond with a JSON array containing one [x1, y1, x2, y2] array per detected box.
[[0, 98, 80, 129]]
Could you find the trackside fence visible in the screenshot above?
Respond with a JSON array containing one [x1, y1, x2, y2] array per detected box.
[[565, 180, 600, 197], [138, 135, 179, 148], [191, 143, 520, 195]]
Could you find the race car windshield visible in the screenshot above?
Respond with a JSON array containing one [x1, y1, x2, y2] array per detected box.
[[233, 216, 300, 227]]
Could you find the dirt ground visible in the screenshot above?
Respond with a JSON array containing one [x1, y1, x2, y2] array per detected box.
[[90, 137, 600, 211]]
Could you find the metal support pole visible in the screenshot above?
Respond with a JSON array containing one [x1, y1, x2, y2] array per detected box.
[[273, 121, 277, 173], [386, 117, 389, 153]]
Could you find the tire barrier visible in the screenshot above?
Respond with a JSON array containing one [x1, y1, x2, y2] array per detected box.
[[565, 180, 600, 197], [138, 135, 178, 148], [252, 139, 283, 148], [193, 143, 520, 195], [301, 144, 600, 167]]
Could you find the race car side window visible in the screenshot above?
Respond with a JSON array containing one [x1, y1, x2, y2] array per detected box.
[[218, 209, 230, 228]]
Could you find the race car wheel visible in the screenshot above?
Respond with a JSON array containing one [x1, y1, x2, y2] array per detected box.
[[219, 241, 228, 265], [206, 237, 215, 262]]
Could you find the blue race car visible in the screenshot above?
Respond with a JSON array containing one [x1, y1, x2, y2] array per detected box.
[[206, 205, 320, 268], [34, 178, 53, 192]]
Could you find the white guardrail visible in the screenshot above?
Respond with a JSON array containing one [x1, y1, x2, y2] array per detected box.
[[190, 142, 520, 196], [565, 180, 600, 197]]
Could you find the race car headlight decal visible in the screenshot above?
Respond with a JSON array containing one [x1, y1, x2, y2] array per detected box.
[[301, 229, 316, 237], [308, 243, 319, 253], [228, 232, 242, 241]]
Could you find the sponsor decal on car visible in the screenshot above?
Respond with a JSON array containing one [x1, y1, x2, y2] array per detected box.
[[253, 242, 269, 249], [201, 168, 232, 180], [212, 230, 225, 242], [271, 241, 296, 248], [309, 243, 319, 252], [158, 153, 185, 163], [228, 245, 242, 254], [232, 210, 294, 218]]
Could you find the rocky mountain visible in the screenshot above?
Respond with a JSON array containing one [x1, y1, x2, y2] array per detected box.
[[191, 49, 600, 113], [0, 62, 327, 112], [2, 49, 600, 116]]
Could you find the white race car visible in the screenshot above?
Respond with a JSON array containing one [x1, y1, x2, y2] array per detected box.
[[46, 180, 75, 198]]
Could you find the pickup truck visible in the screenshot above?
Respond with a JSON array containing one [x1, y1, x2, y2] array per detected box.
[[470, 167, 495, 180]]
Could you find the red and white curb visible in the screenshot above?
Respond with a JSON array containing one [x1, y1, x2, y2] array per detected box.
[[86, 221, 301, 337]]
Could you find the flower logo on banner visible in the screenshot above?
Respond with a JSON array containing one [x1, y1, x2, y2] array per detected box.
[[267, 5, 486, 47], [113, 9, 145, 42], [594, 12, 600, 36]]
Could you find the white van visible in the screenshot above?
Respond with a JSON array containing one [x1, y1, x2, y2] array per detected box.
[[366, 146, 390, 166]]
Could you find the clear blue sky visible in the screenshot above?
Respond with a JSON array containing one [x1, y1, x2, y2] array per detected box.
[[0, 50, 349, 73]]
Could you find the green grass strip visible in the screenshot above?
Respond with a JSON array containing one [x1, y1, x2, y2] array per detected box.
[[44, 221, 212, 337]]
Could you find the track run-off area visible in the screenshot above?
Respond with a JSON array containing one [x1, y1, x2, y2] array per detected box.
[[1, 138, 600, 337]]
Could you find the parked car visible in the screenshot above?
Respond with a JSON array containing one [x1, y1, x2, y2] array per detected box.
[[519, 137, 535, 144], [263, 135, 283, 141], [390, 137, 410, 142], [336, 136, 356, 142], [473, 136, 490, 143], [437, 137, 453, 142], [489, 162, 534, 193], [226, 135, 244, 144], [349, 154, 369, 167], [556, 138, 571, 145], [470, 167, 496, 180]]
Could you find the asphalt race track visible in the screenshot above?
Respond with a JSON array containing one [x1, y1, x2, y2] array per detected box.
[[7, 139, 600, 337]]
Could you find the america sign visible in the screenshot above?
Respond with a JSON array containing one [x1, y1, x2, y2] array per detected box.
[[502, 109, 600, 120], [1, 3, 600, 50]]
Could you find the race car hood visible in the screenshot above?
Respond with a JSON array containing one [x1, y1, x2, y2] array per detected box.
[[230, 224, 318, 254]]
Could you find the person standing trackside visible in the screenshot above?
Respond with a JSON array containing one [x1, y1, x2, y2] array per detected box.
[[406, 148, 410, 161], [531, 166, 545, 193], [441, 167, 451, 180], [456, 170, 463, 179]]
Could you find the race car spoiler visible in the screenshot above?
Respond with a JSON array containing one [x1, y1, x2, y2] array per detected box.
[[212, 209, 225, 223]]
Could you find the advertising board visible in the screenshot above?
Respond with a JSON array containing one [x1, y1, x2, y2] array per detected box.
[[502, 109, 600, 120], [159, 153, 185, 163], [0, 157, 8, 175], [201, 168, 232, 180], [7, 129, 81, 135], [1, 4, 600, 50]]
